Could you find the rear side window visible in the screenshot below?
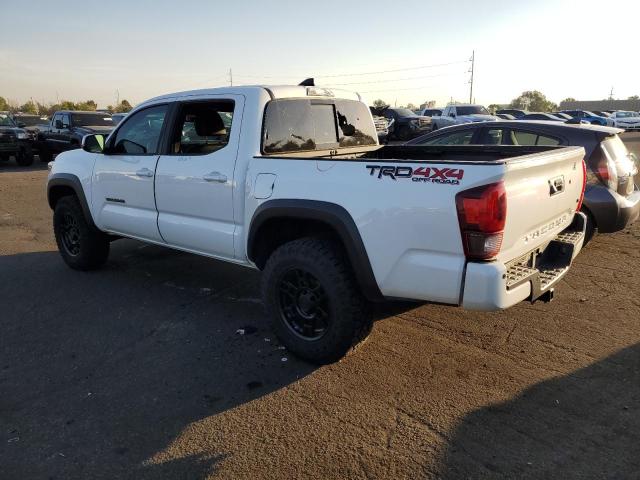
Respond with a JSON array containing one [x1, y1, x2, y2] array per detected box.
[[511, 130, 560, 146], [419, 130, 474, 145], [262, 99, 376, 154], [485, 128, 504, 145], [169, 100, 234, 155]]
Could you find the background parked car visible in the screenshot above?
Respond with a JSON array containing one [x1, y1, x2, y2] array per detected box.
[[38, 111, 115, 162], [496, 108, 528, 119], [430, 104, 498, 130], [0, 113, 34, 166], [609, 111, 640, 131], [592, 111, 612, 118], [561, 110, 614, 126], [418, 108, 442, 118], [496, 113, 516, 120], [407, 121, 639, 241], [381, 107, 431, 140], [519, 112, 566, 122], [111, 113, 127, 125]]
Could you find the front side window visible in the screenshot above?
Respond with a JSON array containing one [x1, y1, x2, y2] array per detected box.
[[111, 105, 168, 155], [170, 100, 234, 155], [0, 114, 16, 127]]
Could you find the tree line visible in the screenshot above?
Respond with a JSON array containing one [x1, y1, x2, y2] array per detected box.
[[0, 96, 133, 116]]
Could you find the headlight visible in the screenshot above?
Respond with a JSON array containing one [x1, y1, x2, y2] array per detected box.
[[16, 132, 28, 139]]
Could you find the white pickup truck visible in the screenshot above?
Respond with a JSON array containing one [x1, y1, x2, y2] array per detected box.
[[47, 84, 587, 363], [431, 104, 499, 131]]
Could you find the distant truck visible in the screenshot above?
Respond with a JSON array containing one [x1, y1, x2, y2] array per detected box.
[[38, 111, 115, 162], [431, 104, 499, 131]]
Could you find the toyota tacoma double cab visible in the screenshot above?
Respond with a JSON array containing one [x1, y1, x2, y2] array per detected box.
[[47, 83, 588, 363], [38, 110, 115, 162]]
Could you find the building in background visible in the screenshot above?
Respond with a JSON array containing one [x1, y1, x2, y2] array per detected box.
[[559, 99, 640, 112]]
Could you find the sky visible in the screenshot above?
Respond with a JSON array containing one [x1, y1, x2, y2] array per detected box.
[[2, 0, 639, 109]]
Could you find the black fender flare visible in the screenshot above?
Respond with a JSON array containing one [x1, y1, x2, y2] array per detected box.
[[248, 199, 383, 301], [47, 173, 98, 231]]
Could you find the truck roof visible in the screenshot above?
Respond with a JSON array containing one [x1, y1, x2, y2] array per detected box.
[[141, 85, 362, 107]]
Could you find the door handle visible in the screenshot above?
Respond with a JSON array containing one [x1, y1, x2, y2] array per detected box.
[[203, 172, 227, 183], [135, 168, 154, 178]]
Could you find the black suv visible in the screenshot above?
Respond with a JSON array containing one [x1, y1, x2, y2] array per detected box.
[[0, 112, 34, 166]]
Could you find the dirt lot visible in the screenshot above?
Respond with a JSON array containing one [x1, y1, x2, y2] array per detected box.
[[1, 135, 640, 479]]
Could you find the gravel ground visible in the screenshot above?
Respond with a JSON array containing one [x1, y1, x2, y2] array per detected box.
[[1, 134, 639, 479]]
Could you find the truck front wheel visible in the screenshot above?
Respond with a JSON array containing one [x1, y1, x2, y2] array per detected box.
[[261, 237, 372, 364], [53, 196, 110, 270]]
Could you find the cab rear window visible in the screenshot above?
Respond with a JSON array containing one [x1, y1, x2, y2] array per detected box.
[[262, 99, 377, 154]]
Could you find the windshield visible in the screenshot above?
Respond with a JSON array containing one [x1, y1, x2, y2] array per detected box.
[[616, 111, 638, 118], [16, 116, 46, 126], [71, 113, 113, 127], [0, 114, 17, 127], [457, 106, 490, 115], [393, 108, 417, 117]]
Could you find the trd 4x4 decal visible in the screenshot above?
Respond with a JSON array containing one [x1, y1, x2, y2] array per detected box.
[[366, 165, 464, 185]]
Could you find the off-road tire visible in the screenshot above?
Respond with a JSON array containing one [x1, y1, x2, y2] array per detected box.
[[53, 196, 110, 270], [15, 149, 34, 166], [261, 237, 372, 364]]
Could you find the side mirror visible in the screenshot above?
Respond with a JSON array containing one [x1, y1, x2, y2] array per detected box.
[[82, 134, 105, 153], [55, 120, 63, 129], [451, 113, 456, 118], [17, 122, 26, 128]]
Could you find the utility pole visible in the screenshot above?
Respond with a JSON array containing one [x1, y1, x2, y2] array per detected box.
[[116, 89, 120, 106], [469, 50, 475, 104], [229, 68, 233, 87], [608, 86, 614, 101]]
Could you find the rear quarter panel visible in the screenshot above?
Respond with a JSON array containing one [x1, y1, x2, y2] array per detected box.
[[246, 157, 506, 304]]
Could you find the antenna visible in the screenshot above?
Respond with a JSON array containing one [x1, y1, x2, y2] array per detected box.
[[469, 50, 475, 104]]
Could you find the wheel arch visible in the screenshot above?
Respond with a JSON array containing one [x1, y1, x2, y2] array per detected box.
[[247, 199, 383, 301], [47, 173, 98, 231]]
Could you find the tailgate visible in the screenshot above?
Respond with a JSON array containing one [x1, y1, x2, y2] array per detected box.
[[498, 146, 585, 263]]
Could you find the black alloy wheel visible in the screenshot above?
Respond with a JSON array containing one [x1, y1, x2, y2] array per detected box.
[[60, 212, 81, 256], [278, 268, 330, 340]]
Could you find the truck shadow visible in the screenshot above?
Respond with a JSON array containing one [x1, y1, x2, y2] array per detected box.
[[0, 240, 318, 479], [435, 342, 640, 479]]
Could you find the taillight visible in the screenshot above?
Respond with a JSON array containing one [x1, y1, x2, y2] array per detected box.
[[576, 159, 587, 212], [595, 149, 619, 190], [456, 181, 507, 260]]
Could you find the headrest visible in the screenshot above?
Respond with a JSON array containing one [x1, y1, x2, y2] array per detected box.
[[194, 112, 226, 137]]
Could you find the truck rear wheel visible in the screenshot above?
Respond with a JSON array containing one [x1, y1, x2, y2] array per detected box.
[[261, 237, 372, 364], [53, 196, 110, 270]]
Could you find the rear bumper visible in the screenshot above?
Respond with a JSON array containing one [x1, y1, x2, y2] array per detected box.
[[585, 184, 640, 233], [461, 212, 586, 311]]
